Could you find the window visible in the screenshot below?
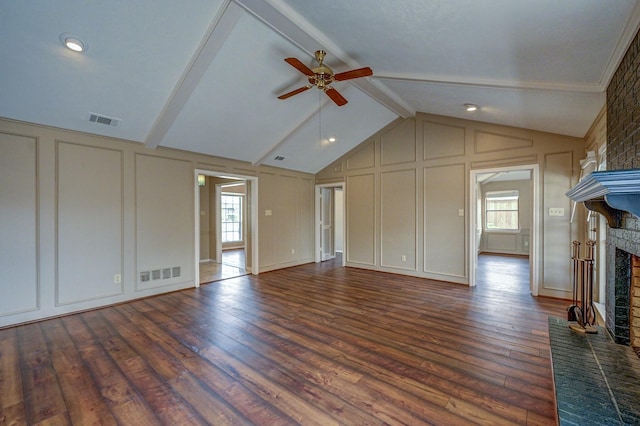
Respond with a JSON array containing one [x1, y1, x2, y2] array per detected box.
[[221, 194, 242, 242], [485, 190, 519, 230]]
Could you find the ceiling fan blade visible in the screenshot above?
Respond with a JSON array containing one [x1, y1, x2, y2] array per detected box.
[[334, 67, 373, 81], [284, 57, 315, 76], [325, 88, 348, 106], [277, 86, 311, 100]]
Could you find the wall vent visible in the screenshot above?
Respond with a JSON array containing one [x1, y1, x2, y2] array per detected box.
[[172, 266, 181, 277], [274, 155, 285, 161], [151, 269, 161, 280], [141, 266, 181, 282], [88, 112, 119, 127], [162, 268, 171, 279]]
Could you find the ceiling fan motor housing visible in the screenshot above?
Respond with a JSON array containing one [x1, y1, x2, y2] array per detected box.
[[309, 66, 334, 89], [278, 49, 372, 105]]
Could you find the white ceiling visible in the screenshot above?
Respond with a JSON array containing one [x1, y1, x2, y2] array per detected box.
[[477, 170, 531, 184], [2, 0, 639, 173]]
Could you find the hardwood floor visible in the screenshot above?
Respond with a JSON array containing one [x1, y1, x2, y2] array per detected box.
[[0, 257, 566, 425], [199, 249, 247, 284], [477, 254, 530, 294]]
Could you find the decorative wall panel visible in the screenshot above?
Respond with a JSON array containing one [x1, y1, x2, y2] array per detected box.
[[57, 142, 123, 305], [423, 121, 465, 160], [0, 133, 38, 316], [135, 154, 193, 291], [475, 131, 533, 154], [543, 151, 573, 291], [381, 169, 416, 269], [347, 173, 376, 265], [381, 119, 416, 165], [424, 164, 466, 278], [346, 140, 375, 170]]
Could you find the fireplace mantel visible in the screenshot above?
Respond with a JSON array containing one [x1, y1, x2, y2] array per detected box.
[[566, 169, 640, 228]]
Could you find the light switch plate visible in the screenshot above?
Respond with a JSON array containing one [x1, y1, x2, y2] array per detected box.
[[549, 207, 565, 216]]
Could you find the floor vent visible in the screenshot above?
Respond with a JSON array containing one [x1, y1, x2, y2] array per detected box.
[[88, 112, 119, 127], [172, 266, 181, 277]]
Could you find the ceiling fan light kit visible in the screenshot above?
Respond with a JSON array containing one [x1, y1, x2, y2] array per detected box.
[[278, 50, 373, 106]]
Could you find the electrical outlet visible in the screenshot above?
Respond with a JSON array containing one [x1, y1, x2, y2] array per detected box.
[[114, 274, 121, 284], [549, 207, 565, 216], [401, 255, 407, 262], [291, 248, 295, 254]]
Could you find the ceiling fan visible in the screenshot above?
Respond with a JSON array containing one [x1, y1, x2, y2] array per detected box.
[[277, 50, 373, 106]]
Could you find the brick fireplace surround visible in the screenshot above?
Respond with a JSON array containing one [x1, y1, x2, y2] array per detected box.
[[606, 26, 640, 347]]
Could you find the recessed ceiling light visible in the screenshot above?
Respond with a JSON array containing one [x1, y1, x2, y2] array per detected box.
[[328, 137, 336, 142], [464, 103, 479, 112], [60, 33, 85, 52]]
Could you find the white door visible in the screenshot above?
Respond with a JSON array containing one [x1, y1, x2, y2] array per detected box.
[[320, 188, 335, 261]]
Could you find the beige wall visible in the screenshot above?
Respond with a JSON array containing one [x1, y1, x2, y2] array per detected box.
[[334, 188, 344, 252], [480, 179, 532, 256], [0, 118, 314, 327], [199, 177, 245, 260], [317, 112, 585, 298]]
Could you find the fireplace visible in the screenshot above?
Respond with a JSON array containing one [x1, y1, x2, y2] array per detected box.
[[607, 241, 640, 346], [567, 170, 640, 347]]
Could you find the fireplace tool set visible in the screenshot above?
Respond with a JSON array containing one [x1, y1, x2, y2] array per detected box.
[[567, 240, 598, 333]]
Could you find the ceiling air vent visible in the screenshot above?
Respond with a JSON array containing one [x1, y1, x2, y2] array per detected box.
[[274, 155, 285, 161], [88, 112, 119, 127]]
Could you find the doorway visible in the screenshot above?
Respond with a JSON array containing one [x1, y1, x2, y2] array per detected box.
[[469, 164, 540, 295], [194, 170, 259, 287], [315, 183, 345, 265]]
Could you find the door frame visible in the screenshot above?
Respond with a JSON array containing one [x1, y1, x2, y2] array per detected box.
[[194, 170, 259, 288], [315, 182, 345, 265], [469, 164, 540, 295]]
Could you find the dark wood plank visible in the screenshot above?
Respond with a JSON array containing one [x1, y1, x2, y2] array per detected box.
[[80, 310, 211, 425], [0, 328, 24, 416], [16, 323, 68, 424], [162, 290, 469, 425], [0, 255, 566, 425], [39, 319, 117, 425], [102, 304, 280, 425], [60, 315, 162, 425], [0, 327, 27, 425]]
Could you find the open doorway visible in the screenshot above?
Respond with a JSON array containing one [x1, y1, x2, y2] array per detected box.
[[194, 170, 258, 287], [315, 183, 345, 265], [469, 164, 540, 295]]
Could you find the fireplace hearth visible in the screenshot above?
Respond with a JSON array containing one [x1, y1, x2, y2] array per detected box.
[[549, 317, 640, 424]]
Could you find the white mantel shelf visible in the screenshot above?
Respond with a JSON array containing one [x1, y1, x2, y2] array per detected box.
[[566, 169, 640, 228]]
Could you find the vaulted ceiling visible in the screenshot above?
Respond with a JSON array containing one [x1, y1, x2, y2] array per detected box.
[[2, 1, 639, 173]]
